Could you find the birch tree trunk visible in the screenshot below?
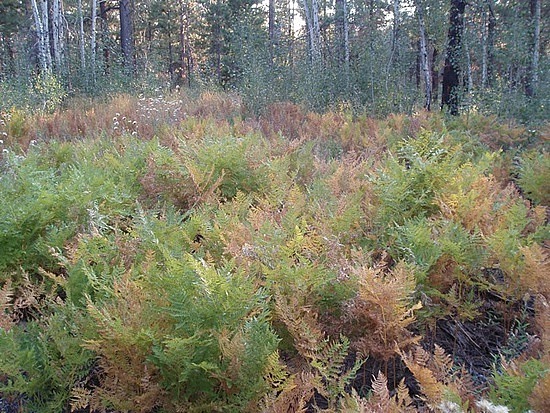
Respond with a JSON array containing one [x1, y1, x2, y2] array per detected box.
[[526, 0, 540, 97], [302, 0, 321, 63], [91, 0, 97, 81], [31, 0, 53, 72], [269, 0, 275, 60], [335, 0, 350, 84], [416, 0, 431, 110], [77, 0, 86, 72], [40, 0, 52, 70], [51, 0, 64, 72], [387, 0, 399, 74]]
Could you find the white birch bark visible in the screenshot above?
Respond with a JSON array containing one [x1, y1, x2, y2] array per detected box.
[[77, 0, 86, 72], [40, 0, 53, 70], [416, 1, 431, 110], [301, 0, 321, 63], [30, 0, 49, 72], [91, 0, 98, 79], [531, 0, 540, 93], [31, 0, 54, 72], [51, 0, 63, 71]]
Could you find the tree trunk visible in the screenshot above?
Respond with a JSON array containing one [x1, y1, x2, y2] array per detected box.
[[387, 0, 399, 72], [30, 0, 50, 73], [269, 0, 275, 60], [431, 47, 439, 105], [481, 0, 495, 88], [99, 0, 110, 73], [179, 0, 193, 87], [335, 0, 350, 84], [526, 0, 541, 97], [302, 0, 321, 63], [77, 0, 86, 72], [416, 0, 431, 110], [441, 0, 466, 115], [91, 0, 97, 81], [51, 0, 64, 73], [119, 0, 135, 72]]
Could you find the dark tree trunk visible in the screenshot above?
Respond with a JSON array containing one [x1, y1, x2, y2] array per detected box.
[[99, 0, 110, 73], [180, 0, 193, 87], [441, 0, 466, 115], [431, 46, 439, 105], [486, 0, 495, 87], [119, 0, 134, 72], [268, 0, 275, 60]]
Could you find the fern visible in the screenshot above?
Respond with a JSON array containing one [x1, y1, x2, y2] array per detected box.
[[400, 344, 477, 410], [346, 261, 422, 360], [0, 280, 14, 331]]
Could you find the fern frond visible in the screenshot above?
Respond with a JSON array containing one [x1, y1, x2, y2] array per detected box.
[[519, 243, 550, 298], [0, 280, 14, 331], [348, 261, 421, 360], [394, 377, 414, 410], [371, 371, 391, 412], [70, 385, 91, 413], [261, 372, 316, 413], [401, 346, 444, 404], [433, 344, 454, 380]]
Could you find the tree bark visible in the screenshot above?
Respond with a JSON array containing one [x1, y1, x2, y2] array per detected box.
[[119, 0, 135, 72], [77, 0, 86, 72], [179, 0, 193, 87], [30, 0, 51, 73], [431, 47, 439, 105], [335, 0, 350, 84], [481, 0, 495, 88], [416, 0, 431, 110], [51, 0, 64, 73], [526, 0, 541, 97], [302, 0, 321, 63], [99, 0, 110, 73], [269, 0, 275, 60], [91, 0, 97, 81], [441, 0, 466, 115]]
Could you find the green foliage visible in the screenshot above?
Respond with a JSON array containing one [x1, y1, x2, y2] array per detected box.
[[489, 358, 549, 413], [0, 304, 93, 413], [515, 149, 550, 206]]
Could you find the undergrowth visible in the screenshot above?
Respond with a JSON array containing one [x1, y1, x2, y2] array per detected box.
[[0, 93, 548, 412]]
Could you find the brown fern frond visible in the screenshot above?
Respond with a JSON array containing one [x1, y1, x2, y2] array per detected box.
[[529, 372, 550, 413], [274, 291, 325, 359], [70, 385, 91, 412], [432, 344, 454, 380], [371, 371, 391, 412], [520, 243, 550, 298], [394, 378, 414, 410], [346, 261, 421, 360], [400, 346, 444, 405], [534, 294, 550, 356], [261, 372, 316, 413], [0, 280, 15, 331]]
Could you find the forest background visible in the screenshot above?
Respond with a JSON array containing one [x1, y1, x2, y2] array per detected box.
[[0, 0, 548, 120]]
